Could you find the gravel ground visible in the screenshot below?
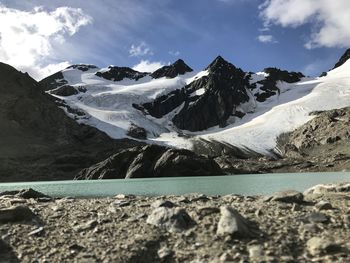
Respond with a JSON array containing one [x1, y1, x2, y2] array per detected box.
[[0, 183, 349, 263]]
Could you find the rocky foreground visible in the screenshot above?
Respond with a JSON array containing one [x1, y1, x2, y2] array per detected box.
[[0, 183, 349, 263]]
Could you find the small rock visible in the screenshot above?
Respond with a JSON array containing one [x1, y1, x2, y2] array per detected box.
[[271, 190, 304, 204], [216, 206, 259, 238], [248, 245, 263, 259], [191, 194, 209, 202], [69, 244, 85, 252], [0, 188, 50, 199], [197, 207, 220, 218], [28, 226, 44, 236], [314, 201, 333, 211], [74, 220, 98, 232], [0, 205, 37, 223], [219, 252, 233, 262], [157, 247, 173, 259], [152, 200, 175, 208], [307, 212, 328, 223], [146, 207, 195, 233], [343, 214, 350, 225], [306, 237, 342, 256]]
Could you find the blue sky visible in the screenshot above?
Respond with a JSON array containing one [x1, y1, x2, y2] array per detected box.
[[0, 0, 349, 79]]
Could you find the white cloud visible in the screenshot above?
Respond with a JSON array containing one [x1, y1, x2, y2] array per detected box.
[[260, 0, 350, 49], [257, 34, 277, 43], [132, 60, 164, 72], [0, 5, 92, 80], [169, 50, 180, 56], [129, 42, 153, 57]]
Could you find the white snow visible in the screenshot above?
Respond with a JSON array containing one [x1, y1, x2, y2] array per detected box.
[[51, 61, 350, 155]]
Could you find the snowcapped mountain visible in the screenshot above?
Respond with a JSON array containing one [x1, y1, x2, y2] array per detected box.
[[40, 51, 350, 157]]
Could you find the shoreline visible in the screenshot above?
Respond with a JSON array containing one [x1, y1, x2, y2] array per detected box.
[[0, 183, 349, 262]]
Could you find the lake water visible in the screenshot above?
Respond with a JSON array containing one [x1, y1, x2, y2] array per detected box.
[[0, 172, 349, 198]]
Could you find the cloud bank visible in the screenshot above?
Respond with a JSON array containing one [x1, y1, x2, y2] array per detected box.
[[260, 0, 350, 49], [0, 5, 92, 80]]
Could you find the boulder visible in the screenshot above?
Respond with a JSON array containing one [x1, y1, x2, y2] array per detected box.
[[76, 145, 223, 180], [216, 206, 259, 238], [146, 207, 195, 233]]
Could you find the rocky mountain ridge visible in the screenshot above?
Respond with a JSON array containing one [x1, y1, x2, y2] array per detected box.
[[1, 49, 350, 181]]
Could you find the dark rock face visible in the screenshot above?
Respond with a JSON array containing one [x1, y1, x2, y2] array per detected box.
[[151, 59, 193, 79], [39, 71, 68, 91], [127, 123, 147, 139], [138, 56, 253, 131], [76, 144, 223, 180], [95, 66, 148, 81], [333, 48, 350, 69], [172, 56, 251, 131], [0, 62, 140, 182], [49, 85, 87, 97], [67, 64, 98, 72], [251, 67, 304, 102]]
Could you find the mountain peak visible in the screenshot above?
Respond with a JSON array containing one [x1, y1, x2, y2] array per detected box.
[[206, 55, 235, 72], [333, 48, 350, 69], [151, 59, 193, 79]]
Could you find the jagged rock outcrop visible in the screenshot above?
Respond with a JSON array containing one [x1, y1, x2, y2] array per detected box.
[[95, 66, 148, 81], [172, 56, 252, 131], [39, 71, 68, 91], [138, 56, 254, 131], [333, 48, 350, 69], [0, 62, 140, 181], [126, 123, 147, 139], [49, 85, 86, 97], [67, 64, 98, 72], [151, 59, 193, 79], [251, 68, 304, 102], [76, 144, 223, 180]]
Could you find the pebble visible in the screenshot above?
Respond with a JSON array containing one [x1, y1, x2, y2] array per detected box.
[[248, 244, 263, 259], [157, 246, 173, 259]]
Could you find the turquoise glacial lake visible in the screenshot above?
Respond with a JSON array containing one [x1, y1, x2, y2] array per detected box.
[[0, 172, 348, 198]]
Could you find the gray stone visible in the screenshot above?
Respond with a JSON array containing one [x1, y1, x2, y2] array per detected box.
[[151, 200, 175, 208], [146, 207, 195, 233], [28, 227, 44, 236], [216, 206, 259, 238], [248, 245, 263, 259], [306, 237, 341, 256], [157, 247, 173, 259], [271, 190, 304, 204], [307, 212, 329, 223], [315, 201, 333, 211], [0, 205, 37, 223]]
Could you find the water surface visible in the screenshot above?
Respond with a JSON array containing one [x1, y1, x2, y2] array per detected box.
[[0, 172, 348, 198]]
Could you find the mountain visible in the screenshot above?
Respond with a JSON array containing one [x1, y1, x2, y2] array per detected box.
[[150, 59, 193, 79], [39, 56, 310, 153], [333, 48, 350, 69], [0, 62, 224, 181], [0, 62, 143, 182], [2, 48, 347, 181]]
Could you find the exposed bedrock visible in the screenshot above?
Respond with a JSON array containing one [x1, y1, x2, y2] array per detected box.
[[76, 144, 223, 180]]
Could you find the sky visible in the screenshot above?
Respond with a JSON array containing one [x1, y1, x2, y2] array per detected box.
[[0, 0, 350, 80]]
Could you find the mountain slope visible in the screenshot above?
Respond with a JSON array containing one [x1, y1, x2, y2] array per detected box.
[[40, 52, 350, 158], [0, 63, 140, 181]]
